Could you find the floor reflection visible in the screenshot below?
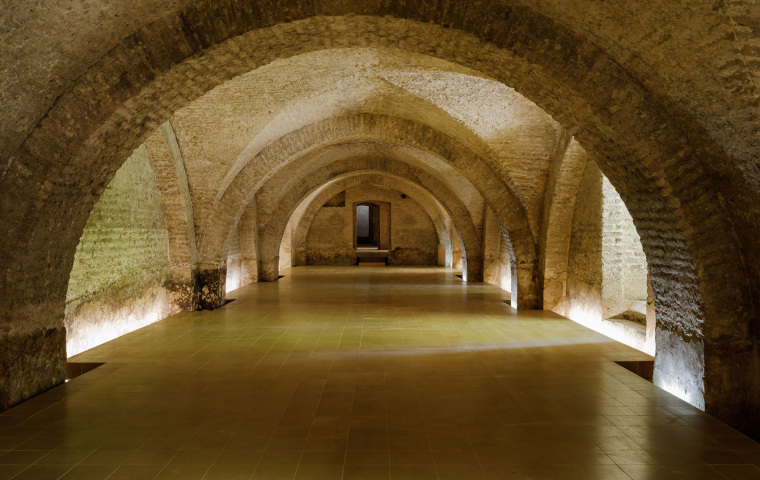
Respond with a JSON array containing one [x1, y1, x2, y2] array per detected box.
[[1, 266, 758, 479]]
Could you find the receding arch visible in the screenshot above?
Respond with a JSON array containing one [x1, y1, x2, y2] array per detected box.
[[0, 11, 754, 434], [212, 64, 529, 219], [251, 133, 482, 249], [262, 171, 456, 276], [540, 137, 588, 316], [198, 114, 536, 301], [251, 160, 481, 282], [288, 178, 451, 269]]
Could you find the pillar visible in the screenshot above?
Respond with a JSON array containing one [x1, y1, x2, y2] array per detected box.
[[197, 263, 226, 310], [258, 257, 280, 282]]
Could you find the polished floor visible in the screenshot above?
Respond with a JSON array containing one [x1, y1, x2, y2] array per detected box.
[[2, 266, 760, 480]]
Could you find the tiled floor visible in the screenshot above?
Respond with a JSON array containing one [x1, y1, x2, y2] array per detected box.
[[2, 266, 759, 479]]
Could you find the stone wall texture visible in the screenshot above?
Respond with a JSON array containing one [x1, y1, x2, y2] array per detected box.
[[226, 224, 243, 292], [601, 177, 649, 319], [65, 147, 174, 357], [566, 162, 604, 323], [306, 186, 438, 266], [564, 163, 654, 355]]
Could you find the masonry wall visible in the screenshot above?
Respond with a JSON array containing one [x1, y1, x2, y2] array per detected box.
[[306, 202, 355, 265], [65, 147, 175, 357], [226, 224, 243, 293], [306, 186, 438, 265], [565, 162, 653, 354], [566, 162, 604, 322], [498, 235, 513, 294], [483, 207, 512, 295], [279, 219, 293, 271], [451, 230, 463, 270], [602, 177, 649, 318], [483, 208, 501, 286]]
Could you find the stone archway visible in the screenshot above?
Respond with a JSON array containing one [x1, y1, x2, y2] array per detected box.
[[289, 176, 451, 269], [1, 10, 755, 433], [197, 115, 534, 294], [253, 163, 481, 283]]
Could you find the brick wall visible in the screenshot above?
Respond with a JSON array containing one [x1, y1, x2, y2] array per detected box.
[[306, 186, 438, 265], [226, 223, 242, 293], [565, 162, 653, 354], [65, 147, 173, 357], [601, 177, 648, 318], [566, 162, 604, 322]]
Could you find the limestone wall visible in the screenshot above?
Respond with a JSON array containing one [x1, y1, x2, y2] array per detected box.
[[602, 177, 649, 318], [498, 235, 513, 294], [564, 162, 653, 354], [65, 147, 174, 357], [279, 219, 293, 272], [566, 163, 604, 322], [306, 186, 438, 265], [225, 224, 242, 293]]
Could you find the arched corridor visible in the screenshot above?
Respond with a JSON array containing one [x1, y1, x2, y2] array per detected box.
[[3, 1, 760, 477]]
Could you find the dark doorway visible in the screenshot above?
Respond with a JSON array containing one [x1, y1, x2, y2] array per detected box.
[[356, 204, 379, 247]]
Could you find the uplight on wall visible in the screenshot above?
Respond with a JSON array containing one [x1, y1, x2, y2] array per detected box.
[[66, 296, 170, 358]]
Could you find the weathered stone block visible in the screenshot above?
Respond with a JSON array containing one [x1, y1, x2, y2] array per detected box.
[[0, 328, 66, 411], [197, 265, 226, 310]]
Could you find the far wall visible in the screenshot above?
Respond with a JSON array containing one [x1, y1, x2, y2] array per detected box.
[[305, 185, 439, 265]]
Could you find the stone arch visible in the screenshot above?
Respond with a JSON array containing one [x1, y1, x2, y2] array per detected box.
[[540, 138, 589, 316], [259, 168, 461, 279], [290, 176, 451, 270], [198, 114, 534, 300], [142, 122, 201, 310], [249, 154, 482, 281], [0, 11, 754, 432], [213, 67, 527, 219], [288, 178, 451, 269]]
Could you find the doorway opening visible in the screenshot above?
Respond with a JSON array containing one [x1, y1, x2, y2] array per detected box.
[[354, 202, 391, 264], [356, 204, 377, 247]]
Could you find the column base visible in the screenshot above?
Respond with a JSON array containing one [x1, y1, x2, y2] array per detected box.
[[197, 265, 226, 310]]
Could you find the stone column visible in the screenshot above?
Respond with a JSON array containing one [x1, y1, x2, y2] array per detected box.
[[240, 200, 259, 285], [514, 262, 542, 310], [462, 255, 484, 282], [258, 257, 280, 282], [481, 208, 502, 286], [197, 263, 226, 310]]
